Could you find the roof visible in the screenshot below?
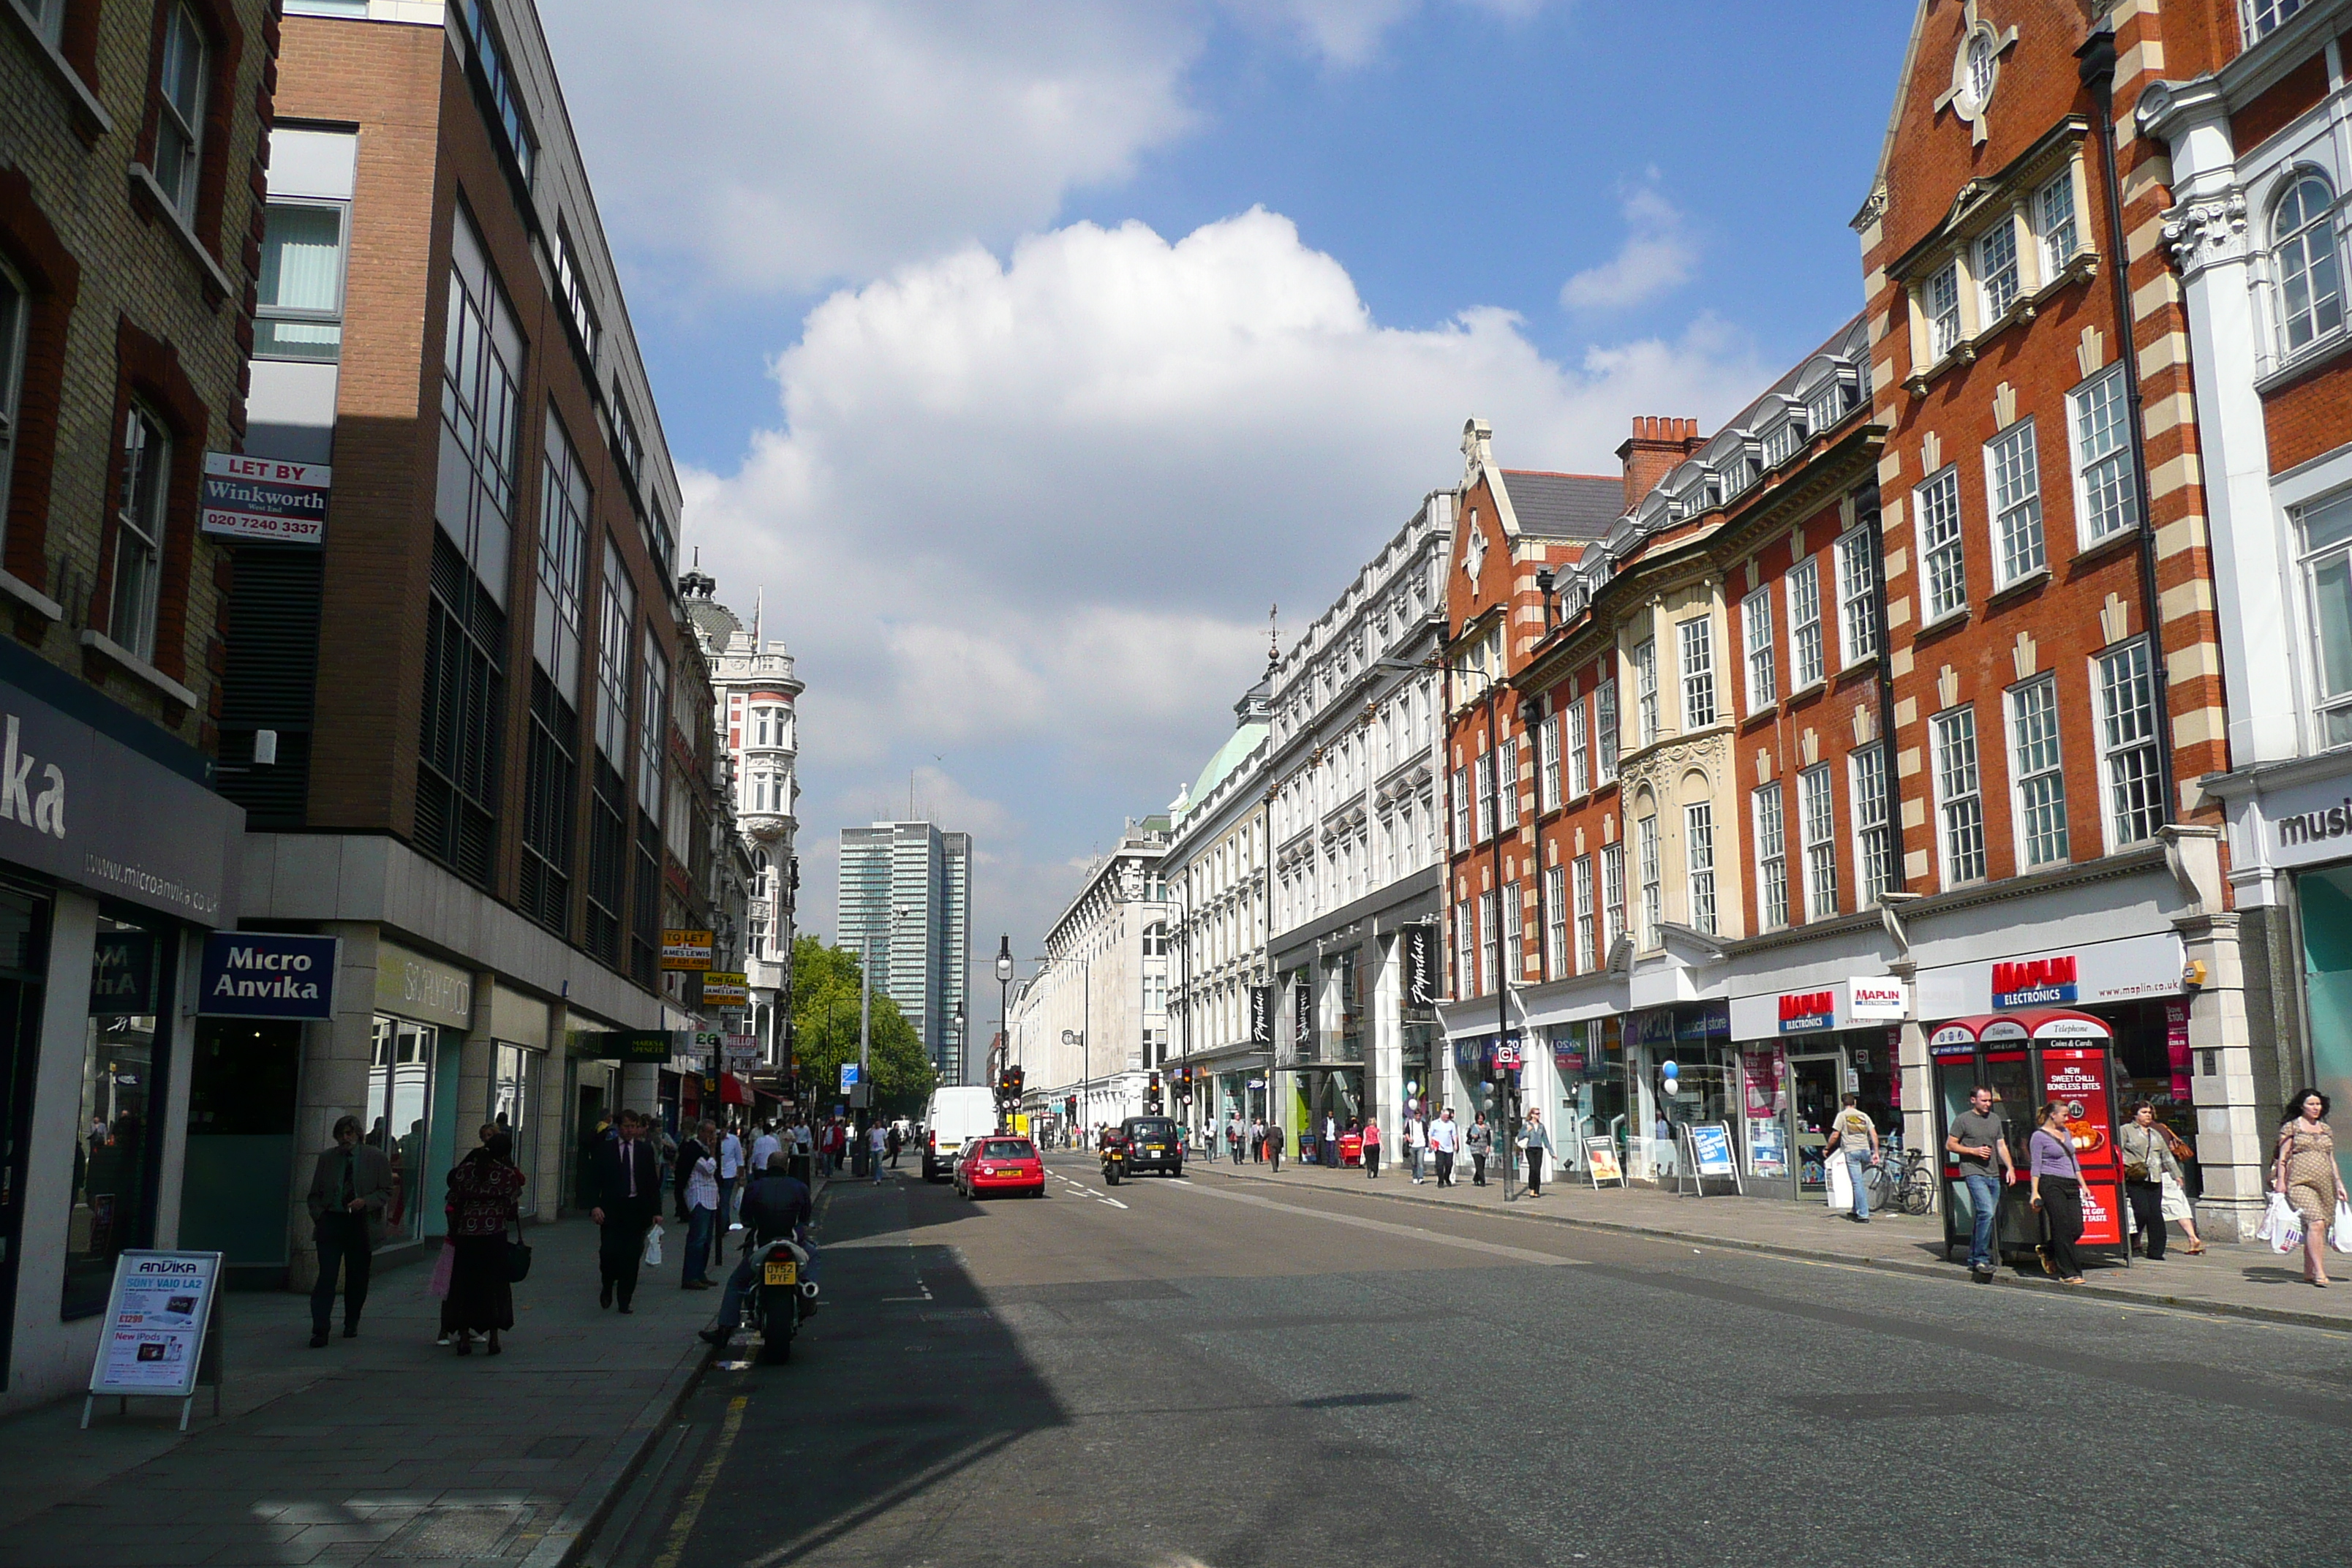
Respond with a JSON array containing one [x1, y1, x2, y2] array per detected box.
[[1499, 471, 1620, 539], [1175, 720, 1269, 823]]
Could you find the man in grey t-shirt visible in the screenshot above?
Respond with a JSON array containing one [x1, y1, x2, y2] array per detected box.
[[1946, 1086, 2018, 1281]]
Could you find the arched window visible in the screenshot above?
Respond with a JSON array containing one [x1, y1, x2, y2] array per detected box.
[[1143, 922, 1168, 958], [2276, 173, 2344, 353]]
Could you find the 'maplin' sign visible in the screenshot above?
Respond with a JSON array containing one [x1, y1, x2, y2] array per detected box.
[[200, 453, 329, 545], [1992, 954, 2078, 1009], [199, 932, 339, 1019]]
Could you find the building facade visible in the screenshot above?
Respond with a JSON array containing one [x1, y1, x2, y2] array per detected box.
[[1008, 821, 1169, 1134], [1, 0, 275, 1409], [681, 571, 799, 1082], [214, 0, 723, 1302], [838, 819, 970, 1083], [2137, 0, 2352, 1152], [1262, 491, 1461, 1147], [1163, 682, 1271, 1138]]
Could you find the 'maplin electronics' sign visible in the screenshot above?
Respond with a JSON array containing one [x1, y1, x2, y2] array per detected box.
[[200, 453, 330, 544], [1992, 954, 2078, 1009]]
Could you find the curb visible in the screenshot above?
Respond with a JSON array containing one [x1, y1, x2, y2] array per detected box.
[[1186, 1162, 2352, 1336], [518, 1334, 712, 1568]]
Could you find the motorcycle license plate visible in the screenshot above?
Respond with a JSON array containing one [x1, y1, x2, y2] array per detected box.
[[764, 1262, 798, 1286]]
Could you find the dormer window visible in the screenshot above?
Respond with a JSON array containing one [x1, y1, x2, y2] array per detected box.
[[2245, 0, 2309, 45]]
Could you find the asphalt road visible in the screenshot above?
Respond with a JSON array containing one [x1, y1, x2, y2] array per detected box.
[[592, 1152, 2345, 1568]]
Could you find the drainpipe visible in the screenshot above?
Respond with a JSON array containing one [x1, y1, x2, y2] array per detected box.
[[2079, 21, 2179, 825], [1861, 479, 1904, 895]]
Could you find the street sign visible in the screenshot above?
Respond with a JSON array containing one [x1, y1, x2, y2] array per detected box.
[[839, 1062, 861, 1092], [660, 930, 715, 970], [84, 1250, 224, 1431]]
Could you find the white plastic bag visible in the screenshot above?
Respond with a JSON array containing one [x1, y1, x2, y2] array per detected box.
[[2333, 1198, 2352, 1255], [2258, 1191, 2302, 1254], [641, 1220, 664, 1268]]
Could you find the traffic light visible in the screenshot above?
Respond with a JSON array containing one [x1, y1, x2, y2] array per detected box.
[[1065, 1094, 1077, 1120], [1145, 1071, 1164, 1114], [996, 1064, 1025, 1104]]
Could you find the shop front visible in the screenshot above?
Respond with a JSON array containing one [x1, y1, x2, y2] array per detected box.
[[0, 672, 243, 1412], [1916, 931, 2196, 1212], [1625, 1002, 1730, 1183], [1729, 979, 1908, 1199], [1927, 1009, 2130, 1269]]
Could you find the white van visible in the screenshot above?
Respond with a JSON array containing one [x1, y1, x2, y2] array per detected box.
[[921, 1085, 999, 1180]]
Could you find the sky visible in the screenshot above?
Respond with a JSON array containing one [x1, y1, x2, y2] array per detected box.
[[537, 0, 1919, 994]]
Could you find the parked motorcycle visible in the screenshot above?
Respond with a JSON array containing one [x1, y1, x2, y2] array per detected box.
[[744, 1235, 818, 1362]]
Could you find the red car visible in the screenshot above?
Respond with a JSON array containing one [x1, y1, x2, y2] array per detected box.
[[956, 1137, 1045, 1199]]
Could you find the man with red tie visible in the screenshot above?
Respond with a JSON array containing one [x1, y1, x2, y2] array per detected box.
[[590, 1109, 661, 1311]]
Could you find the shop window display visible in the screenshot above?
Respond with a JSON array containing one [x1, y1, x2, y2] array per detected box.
[[367, 1017, 440, 1245], [66, 916, 174, 1318]]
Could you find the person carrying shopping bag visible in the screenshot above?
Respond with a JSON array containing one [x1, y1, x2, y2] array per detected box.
[[2275, 1089, 2345, 1288], [1467, 1115, 1493, 1186], [2118, 1102, 2185, 1262]]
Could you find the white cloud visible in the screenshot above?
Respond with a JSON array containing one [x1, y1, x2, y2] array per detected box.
[[1230, 0, 1553, 67], [684, 208, 1768, 946], [540, 0, 1203, 295], [1560, 187, 1698, 312]]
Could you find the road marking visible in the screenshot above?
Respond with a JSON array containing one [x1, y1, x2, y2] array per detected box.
[[650, 1393, 746, 1568], [1101, 1197, 1129, 1210], [1173, 1180, 1590, 1267]]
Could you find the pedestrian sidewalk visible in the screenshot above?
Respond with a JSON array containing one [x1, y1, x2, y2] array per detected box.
[[0, 1218, 725, 1568], [1188, 1151, 2352, 1333]]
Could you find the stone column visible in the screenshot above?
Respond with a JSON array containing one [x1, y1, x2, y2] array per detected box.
[[290, 922, 383, 1291]]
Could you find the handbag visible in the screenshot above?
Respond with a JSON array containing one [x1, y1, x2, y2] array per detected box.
[[428, 1239, 456, 1300], [506, 1218, 533, 1283], [641, 1220, 665, 1268], [2333, 1198, 2352, 1256]]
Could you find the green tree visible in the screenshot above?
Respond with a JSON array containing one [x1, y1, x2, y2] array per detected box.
[[788, 936, 937, 1116]]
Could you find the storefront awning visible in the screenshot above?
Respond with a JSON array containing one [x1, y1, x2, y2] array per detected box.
[[1929, 1008, 2113, 1054], [719, 1072, 751, 1105]]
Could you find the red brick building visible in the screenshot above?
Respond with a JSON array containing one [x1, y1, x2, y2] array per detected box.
[[2138, 0, 2352, 1167], [209, 0, 723, 1292]]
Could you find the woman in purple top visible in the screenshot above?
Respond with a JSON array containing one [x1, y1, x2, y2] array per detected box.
[[2028, 1101, 2088, 1285]]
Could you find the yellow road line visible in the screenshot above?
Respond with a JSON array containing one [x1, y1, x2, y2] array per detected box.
[[651, 1393, 747, 1568]]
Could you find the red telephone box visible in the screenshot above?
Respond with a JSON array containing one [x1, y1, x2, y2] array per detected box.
[[1928, 1009, 2130, 1269]]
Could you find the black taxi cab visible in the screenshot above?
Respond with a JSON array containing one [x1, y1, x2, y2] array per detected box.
[[1118, 1116, 1184, 1177]]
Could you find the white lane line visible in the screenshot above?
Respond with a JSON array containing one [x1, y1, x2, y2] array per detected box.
[[1172, 1180, 1590, 1267], [1100, 1197, 1129, 1210]]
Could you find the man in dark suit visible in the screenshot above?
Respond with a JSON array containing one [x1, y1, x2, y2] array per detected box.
[[590, 1109, 660, 1311]]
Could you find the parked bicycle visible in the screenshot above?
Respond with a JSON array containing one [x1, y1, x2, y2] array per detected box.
[[1866, 1145, 1937, 1216]]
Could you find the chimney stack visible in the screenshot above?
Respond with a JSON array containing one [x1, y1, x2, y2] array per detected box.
[[1616, 415, 1705, 514]]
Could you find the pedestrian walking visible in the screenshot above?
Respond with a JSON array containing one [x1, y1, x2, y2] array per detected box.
[[1251, 1117, 1265, 1163], [1266, 1120, 1286, 1172], [2028, 1101, 2089, 1284], [1361, 1117, 1382, 1178], [590, 1109, 661, 1312], [1827, 1092, 1880, 1223], [2154, 1115, 2207, 1255], [750, 1120, 781, 1178], [1405, 1111, 1428, 1183], [1324, 1113, 1339, 1168], [1520, 1110, 1554, 1195], [1944, 1084, 2017, 1281], [886, 1123, 903, 1168], [1431, 1109, 1459, 1187], [867, 1120, 886, 1182], [1467, 1114, 1493, 1186], [304, 1115, 391, 1348], [2119, 1102, 2185, 1262], [717, 1123, 744, 1231], [444, 1131, 526, 1354], [2274, 1089, 2343, 1289], [1227, 1115, 1243, 1164], [677, 1120, 720, 1289]]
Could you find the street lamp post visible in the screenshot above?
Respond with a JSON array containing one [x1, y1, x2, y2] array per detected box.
[[995, 934, 1014, 1129]]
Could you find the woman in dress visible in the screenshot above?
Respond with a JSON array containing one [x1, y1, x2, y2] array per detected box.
[[445, 1132, 527, 1353], [2274, 1089, 2343, 1289], [2028, 1101, 2087, 1285]]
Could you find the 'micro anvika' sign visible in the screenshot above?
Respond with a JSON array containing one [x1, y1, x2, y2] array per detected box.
[[199, 933, 339, 1019]]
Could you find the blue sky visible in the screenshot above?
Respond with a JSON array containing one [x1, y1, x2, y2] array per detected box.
[[545, 0, 1918, 967]]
